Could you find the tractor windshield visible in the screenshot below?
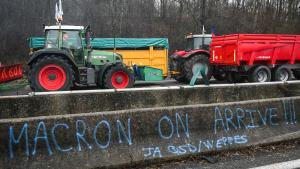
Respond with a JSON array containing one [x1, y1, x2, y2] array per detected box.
[[45, 30, 83, 50], [186, 37, 212, 51]]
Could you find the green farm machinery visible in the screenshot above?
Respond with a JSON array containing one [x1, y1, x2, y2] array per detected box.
[[27, 25, 134, 91]]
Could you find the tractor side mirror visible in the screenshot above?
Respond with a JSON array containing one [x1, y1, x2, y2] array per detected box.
[[91, 32, 95, 40], [85, 28, 92, 49], [85, 25, 94, 41], [85, 25, 91, 31]]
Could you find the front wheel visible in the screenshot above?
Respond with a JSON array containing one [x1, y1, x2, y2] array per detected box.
[[103, 65, 134, 89], [28, 55, 74, 92]]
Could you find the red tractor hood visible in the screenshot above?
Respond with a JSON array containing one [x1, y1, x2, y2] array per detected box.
[[173, 49, 209, 58], [174, 50, 187, 56]]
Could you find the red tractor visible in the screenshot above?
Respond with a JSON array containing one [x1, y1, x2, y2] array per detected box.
[[169, 33, 225, 84]]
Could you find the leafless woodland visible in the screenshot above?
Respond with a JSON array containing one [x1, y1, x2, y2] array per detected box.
[[0, 0, 299, 65]]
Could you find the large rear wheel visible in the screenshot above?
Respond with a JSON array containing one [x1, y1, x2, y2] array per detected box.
[[183, 54, 212, 84], [103, 65, 134, 89], [29, 56, 74, 92]]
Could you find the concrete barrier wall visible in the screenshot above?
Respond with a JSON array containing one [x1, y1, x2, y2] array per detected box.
[[1, 82, 300, 119], [0, 96, 299, 169]]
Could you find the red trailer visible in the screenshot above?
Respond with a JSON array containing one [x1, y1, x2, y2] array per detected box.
[[210, 34, 300, 82]]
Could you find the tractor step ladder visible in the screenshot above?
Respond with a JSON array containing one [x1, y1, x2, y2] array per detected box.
[[78, 67, 95, 85]]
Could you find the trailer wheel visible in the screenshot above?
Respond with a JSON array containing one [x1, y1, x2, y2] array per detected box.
[[293, 70, 300, 80], [213, 67, 226, 81], [29, 55, 74, 92], [272, 66, 292, 81], [174, 75, 188, 83], [103, 65, 134, 89], [248, 65, 271, 82], [183, 54, 212, 84], [226, 72, 246, 83]]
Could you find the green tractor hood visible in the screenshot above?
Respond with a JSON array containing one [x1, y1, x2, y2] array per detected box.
[[90, 50, 122, 66]]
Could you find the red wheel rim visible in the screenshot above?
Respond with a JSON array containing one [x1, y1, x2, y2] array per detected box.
[[38, 64, 67, 91], [111, 71, 129, 88]]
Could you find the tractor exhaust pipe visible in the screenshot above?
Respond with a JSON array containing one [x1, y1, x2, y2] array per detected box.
[[85, 25, 92, 67]]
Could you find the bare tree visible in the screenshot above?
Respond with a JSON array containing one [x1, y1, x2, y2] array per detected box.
[[0, 0, 299, 65]]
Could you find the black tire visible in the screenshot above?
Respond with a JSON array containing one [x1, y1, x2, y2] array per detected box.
[[213, 67, 226, 81], [272, 66, 292, 81], [248, 65, 271, 82], [183, 54, 212, 84], [226, 72, 246, 83], [174, 75, 188, 83], [103, 65, 134, 89], [171, 60, 188, 83], [28, 55, 74, 92], [293, 70, 300, 80]]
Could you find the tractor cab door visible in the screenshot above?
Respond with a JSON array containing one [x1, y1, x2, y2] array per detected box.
[[45, 30, 84, 65], [61, 30, 84, 65]]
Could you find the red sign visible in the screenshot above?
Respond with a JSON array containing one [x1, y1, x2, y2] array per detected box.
[[0, 64, 23, 84]]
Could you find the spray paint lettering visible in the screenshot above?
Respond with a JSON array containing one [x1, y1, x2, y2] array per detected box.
[[213, 104, 290, 134], [8, 118, 132, 159], [143, 135, 248, 158], [158, 112, 190, 139]]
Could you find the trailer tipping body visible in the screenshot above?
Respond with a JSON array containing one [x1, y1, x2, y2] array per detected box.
[[210, 34, 300, 66]]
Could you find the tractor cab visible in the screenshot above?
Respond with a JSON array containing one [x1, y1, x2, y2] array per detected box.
[[45, 25, 84, 49], [185, 33, 212, 51], [44, 25, 85, 64], [169, 32, 213, 84]]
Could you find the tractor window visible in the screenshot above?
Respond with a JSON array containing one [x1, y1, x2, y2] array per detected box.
[[62, 31, 84, 64], [186, 38, 194, 50], [45, 30, 59, 48], [62, 31, 82, 49], [193, 37, 212, 50], [193, 38, 202, 49], [204, 38, 212, 45], [45, 30, 83, 50]]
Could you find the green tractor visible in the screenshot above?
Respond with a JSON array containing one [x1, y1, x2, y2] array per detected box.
[[27, 25, 134, 91]]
